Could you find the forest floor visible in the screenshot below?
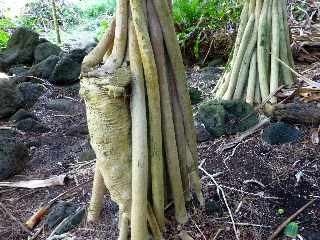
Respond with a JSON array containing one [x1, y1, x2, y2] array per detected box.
[[0, 62, 320, 240]]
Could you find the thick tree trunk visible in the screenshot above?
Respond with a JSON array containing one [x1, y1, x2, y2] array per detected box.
[[80, 0, 203, 239], [51, 0, 61, 44], [214, 0, 295, 104]]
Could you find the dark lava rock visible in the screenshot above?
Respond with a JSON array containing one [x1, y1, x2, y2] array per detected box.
[[0, 28, 40, 71], [15, 118, 50, 133], [52, 207, 86, 235], [0, 78, 23, 118], [205, 199, 223, 216], [262, 122, 301, 145], [29, 55, 60, 79], [50, 49, 87, 85], [9, 109, 38, 122], [198, 100, 258, 138], [17, 82, 47, 108], [189, 87, 203, 105], [0, 128, 29, 180], [46, 99, 74, 112], [34, 41, 62, 63], [195, 122, 212, 142], [46, 201, 77, 229], [8, 65, 30, 76]]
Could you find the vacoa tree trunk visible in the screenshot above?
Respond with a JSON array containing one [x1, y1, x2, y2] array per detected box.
[[213, 0, 295, 104], [80, 0, 204, 239]]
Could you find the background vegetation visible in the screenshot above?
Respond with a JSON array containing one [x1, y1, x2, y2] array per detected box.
[[0, 0, 314, 62]]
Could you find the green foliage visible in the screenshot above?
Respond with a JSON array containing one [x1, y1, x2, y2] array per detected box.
[[0, 18, 16, 49], [96, 20, 110, 40], [277, 208, 285, 215], [19, 0, 83, 31], [81, 0, 116, 18], [173, 0, 241, 63], [0, 31, 10, 49]]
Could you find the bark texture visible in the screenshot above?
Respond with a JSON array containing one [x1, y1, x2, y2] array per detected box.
[[80, 0, 203, 239]]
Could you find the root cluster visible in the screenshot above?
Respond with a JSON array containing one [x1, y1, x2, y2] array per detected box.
[[213, 0, 295, 104], [81, 0, 203, 239]]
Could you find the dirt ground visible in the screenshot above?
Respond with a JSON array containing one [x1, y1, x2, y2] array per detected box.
[[0, 63, 320, 240]]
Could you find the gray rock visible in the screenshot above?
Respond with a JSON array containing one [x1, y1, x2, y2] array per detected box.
[[51, 207, 86, 235], [0, 28, 40, 71], [29, 55, 60, 79], [10, 109, 38, 122], [17, 82, 47, 108], [34, 41, 62, 63], [0, 128, 29, 180], [46, 99, 74, 112], [15, 118, 50, 133], [49, 49, 87, 85], [195, 123, 211, 142], [262, 122, 301, 145], [46, 201, 77, 229], [8, 65, 30, 76], [0, 78, 23, 118]]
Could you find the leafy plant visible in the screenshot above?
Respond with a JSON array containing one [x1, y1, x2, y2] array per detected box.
[[80, 0, 116, 18], [173, 0, 241, 63], [0, 18, 16, 49], [284, 222, 299, 238], [96, 19, 110, 40]]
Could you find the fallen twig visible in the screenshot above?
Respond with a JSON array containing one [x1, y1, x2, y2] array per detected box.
[[199, 166, 240, 240], [212, 228, 223, 240], [0, 201, 33, 235], [179, 230, 194, 240], [0, 175, 67, 189], [269, 198, 316, 240], [26, 178, 92, 231]]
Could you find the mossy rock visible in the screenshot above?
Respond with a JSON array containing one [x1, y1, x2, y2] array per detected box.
[[198, 100, 258, 138], [189, 87, 203, 105]]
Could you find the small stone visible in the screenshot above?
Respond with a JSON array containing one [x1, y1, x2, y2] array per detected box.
[[9, 109, 38, 122], [46, 201, 77, 229], [0, 28, 40, 71], [46, 99, 74, 112], [29, 55, 60, 79], [8, 65, 30, 76], [52, 207, 86, 235], [0, 128, 29, 180], [15, 118, 50, 133], [0, 78, 23, 118], [17, 82, 47, 108], [34, 41, 62, 63], [262, 122, 301, 145], [49, 49, 87, 85]]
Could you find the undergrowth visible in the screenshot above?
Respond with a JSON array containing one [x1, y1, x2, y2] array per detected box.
[[173, 0, 241, 64]]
